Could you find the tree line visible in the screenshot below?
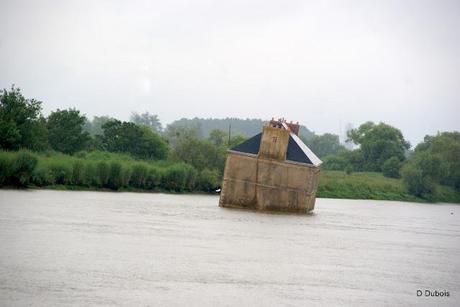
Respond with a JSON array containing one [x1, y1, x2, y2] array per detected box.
[[0, 86, 246, 192], [1, 85, 459, 200], [321, 122, 459, 200]]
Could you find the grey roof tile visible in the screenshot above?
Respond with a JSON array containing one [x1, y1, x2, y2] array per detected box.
[[230, 132, 322, 166]]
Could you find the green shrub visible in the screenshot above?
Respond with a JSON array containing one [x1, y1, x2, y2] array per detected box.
[[145, 166, 162, 189], [72, 160, 85, 185], [48, 161, 73, 185], [108, 161, 130, 189], [344, 165, 353, 175], [86, 150, 134, 162], [32, 164, 55, 186], [382, 157, 402, 178], [11, 150, 38, 186], [321, 150, 365, 172], [96, 161, 110, 187], [130, 163, 148, 188], [198, 168, 221, 192], [0, 152, 13, 186], [162, 163, 189, 191], [322, 155, 347, 170], [84, 162, 100, 187], [411, 131, 460, 190], [400, 152, 446, 200], [401, 163, 437, 199], [184, 165, 198, 191], [74, 151, 87, 159], [121, 164, 132, 187]]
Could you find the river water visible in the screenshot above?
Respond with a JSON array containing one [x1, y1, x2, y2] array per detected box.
[[0, 190, 459, 306]]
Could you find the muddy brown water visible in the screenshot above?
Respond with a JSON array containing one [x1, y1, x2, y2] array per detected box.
[[0, 190, 459, 306]]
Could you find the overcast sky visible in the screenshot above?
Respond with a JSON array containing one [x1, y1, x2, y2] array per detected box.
[[1, 0, 459, 145]]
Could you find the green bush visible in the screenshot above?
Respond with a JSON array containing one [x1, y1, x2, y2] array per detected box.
[[99, 120, 168, 160], [86, 150, 134, 162], [130, 163, 148, 188], [184, 165, 198, 191], [48, 160, 73, 185], [108, 161, 123, 189], [74, 151, 87, 159], [121, 164, 132, 187], [321, 150, 364, 172], [72, 160, 85, 185], [96, 161, 110, 187], [400, 152, 447, 200], [11, 150, 38, 186], [145, 166, 162, 189], [323, 153, 349, 170], [84, 162, 100, 187], [382, 157, 402, 178], [344, 165, 353, 175], [32, 164, 55, 186], [162, 163, 190, 191], [412, 132, 460, 190], [106, 161, 131, 189], [198, 168, 221, 192], [0, 152, 13, 186], [401, 163, 437, 199]]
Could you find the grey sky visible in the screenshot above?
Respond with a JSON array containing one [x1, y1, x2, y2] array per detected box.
[[1, 0, 459, 145]]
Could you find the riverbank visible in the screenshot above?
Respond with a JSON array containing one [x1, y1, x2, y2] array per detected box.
[[318, 171, 460, 203], [0, 150, 220, 193], [26, 175, 460, 204], [1, 150, 459, 203], [4, 174, 460, 204]]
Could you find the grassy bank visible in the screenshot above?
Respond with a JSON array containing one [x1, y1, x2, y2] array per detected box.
[[0, 150, 220, 193], [1, 150, 459, 203], [317, 171, 460, 203]]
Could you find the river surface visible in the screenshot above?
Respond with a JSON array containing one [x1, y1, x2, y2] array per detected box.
[[0, 190, 459, 306]]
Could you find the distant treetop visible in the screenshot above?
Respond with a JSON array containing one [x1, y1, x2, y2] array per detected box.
[[165, 117, 315, 140]]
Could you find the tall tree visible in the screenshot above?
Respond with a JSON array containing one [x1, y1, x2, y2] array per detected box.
[[164, 123, 201, 148], [403, 132, 460, 191], [47, 109, 90, 154], [171, 136, 226, 173], [208, 129, 227, 147], [100, 120, 168, 160], [303, 133, 346, 158], [347, 122, 410, 171], [0, 86, 48, 150], [83, 116, 114, 135], [166, 117, 315, 139], [208, 128, 247, 148], [130, 111, 162, 132]]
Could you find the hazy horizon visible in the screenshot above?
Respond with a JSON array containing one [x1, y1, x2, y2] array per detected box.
[[1, 0, 459, 146]]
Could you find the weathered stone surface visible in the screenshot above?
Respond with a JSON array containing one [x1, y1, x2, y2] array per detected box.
[[258, 126, 290, 161]]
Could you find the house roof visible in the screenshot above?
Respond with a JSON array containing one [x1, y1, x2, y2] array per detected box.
[[231, 133, 262, 155], [231, 132, 322, 166]]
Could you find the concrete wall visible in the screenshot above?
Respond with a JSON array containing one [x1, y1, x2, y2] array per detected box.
[[258, 126, 290, 161], [219, 152, 320, 213], [220, 153, 258, 210]]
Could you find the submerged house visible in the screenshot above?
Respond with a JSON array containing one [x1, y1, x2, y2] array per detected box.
[[219, 119, 322, 213]]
